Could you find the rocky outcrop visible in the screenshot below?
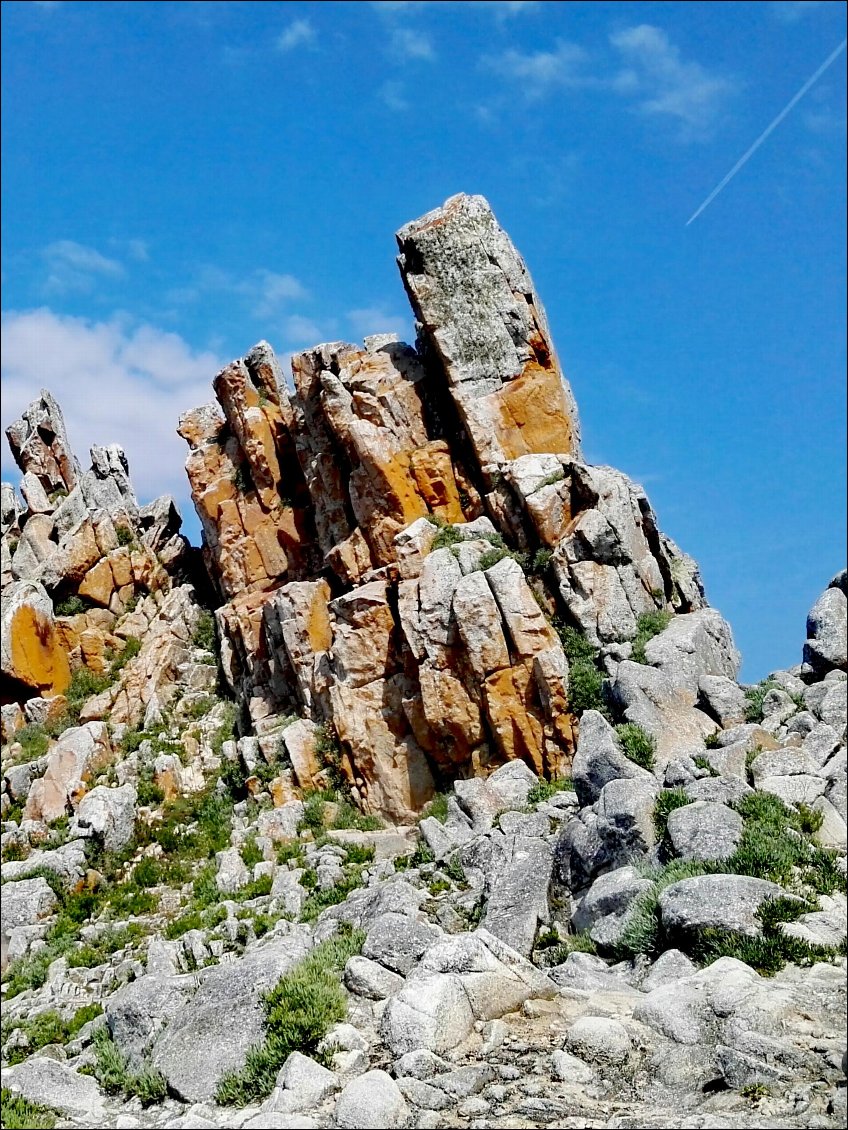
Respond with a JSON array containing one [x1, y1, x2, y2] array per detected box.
[[177, 194, 715, 821]]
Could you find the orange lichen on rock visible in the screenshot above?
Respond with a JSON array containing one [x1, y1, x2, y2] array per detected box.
[[9, 603, 71, 696]]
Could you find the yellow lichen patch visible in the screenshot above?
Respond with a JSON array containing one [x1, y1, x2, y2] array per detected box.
[[409, 441, 465, 524], [491, 361, 577, 460], [482, 662, 545, 775], [9, 604, 71, 695], [305, 583, 333, 654]]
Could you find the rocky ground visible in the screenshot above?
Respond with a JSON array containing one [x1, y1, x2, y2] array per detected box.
[[1, 194, 846, 1129]]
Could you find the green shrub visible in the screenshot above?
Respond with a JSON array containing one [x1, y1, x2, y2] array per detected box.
[[420, 793, 449, 824], [90, 1028, 168, 1105], [116, 526, 136, 547], [215, 926, 364, 1106], [14, 723, 50, 760], [527, 777, 574, 806], [693, 754, 719, 776], [615, 723, 656, 770], [478, 547, 509, 570], [539, 930, 597, 965], [0, 1089, 57, 1129], [5, 1004, 104, 1065], [704, 732, 722, 749], [538, 469, 565, 488], [569, 659, 606, 715], [613, 859, 710, 959], [110, 636, 141, 674], [231, 464, 253, 493], [65, 666, 112, 716], [54, 594, 87, 617], [430, 524, 464, 551], [528, 547, 553, 574], [210, 702, 238, 759], [192, 611, 217, 653], [630, 610, 672, 664], [743, 679, 780, 723], [240, 837, 263, 868], [653, 788, 691, 860], [740, 1083, 771, 1103]]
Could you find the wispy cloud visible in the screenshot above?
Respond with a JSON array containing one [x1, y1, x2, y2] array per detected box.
[[610, 25, 736, 136], [42, 240, 125, 295], [482, 39, 590, 96], [34, 1, 64, 9], [391, 27, 435, 60], [276, 18, 314, 53], [347, 305, 411, 341], [379, 80, 409, 111], [283, 314, 326, 347], [0, 308, 222, 505], [771, 1, 827, 22], [167, 265, 308, 318]]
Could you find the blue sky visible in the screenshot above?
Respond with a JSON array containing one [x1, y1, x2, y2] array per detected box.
[[2, 0, 846, 681]]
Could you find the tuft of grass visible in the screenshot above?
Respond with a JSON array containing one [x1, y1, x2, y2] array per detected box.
[[555, 624, 607, 715], [13, 723, 50, 760], [115, 526, 136, 548], [5, 1003, 104, 1064], [613, 859, 710, 959], [528, 548, 553, 575], [527, 777, 574, 806], [539, 930, 597, 965], [693, 754, 719, 776], [240, 837, 263, 868], [478, 546, 510, 571], [420, 793, 450, 824], [653, 788, 691, 861], [740, 1083, 771, 1103], [615, 723, 656, 771], [704, 732, 722, 749], [0, 1090, 57, 1129], [630, 610, 672, 664], [214, 925, 364, 1106], [743, 679, 780, 723], [90, 1028, 168, 1105]]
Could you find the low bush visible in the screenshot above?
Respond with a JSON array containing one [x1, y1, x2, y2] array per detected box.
[[90, 1028, 168, 1105], [653, 788, 691, 860], [54, 594, 88, 617], [0, 1089, 57, 1129], [13, 723, 50, 760], [192, 611, 217, 653], [214, 925, 364, 1106], [743, 679, 780, 723], [615, 723, 656, 770], [5, 1004, 104, 1064], [630, 610, 672, 664]]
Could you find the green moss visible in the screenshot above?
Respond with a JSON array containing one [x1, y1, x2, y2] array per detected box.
[[615, 723, 656, 770], [214, 925, 365, 1106], [0, 1089, 57, 1129]]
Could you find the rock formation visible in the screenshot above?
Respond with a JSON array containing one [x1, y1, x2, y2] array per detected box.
[[1, 194, 845, 1130]]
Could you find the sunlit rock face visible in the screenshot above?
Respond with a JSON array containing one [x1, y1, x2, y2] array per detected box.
[[178, 194, 710, 822]]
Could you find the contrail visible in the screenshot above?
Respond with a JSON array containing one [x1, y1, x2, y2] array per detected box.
[[686, 37, 847, 226]]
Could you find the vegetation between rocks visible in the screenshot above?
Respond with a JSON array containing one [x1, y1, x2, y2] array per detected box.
[[0, 1089, 57, 1130], [88, 1027, 168, 1105], [615, 723, 656, 770], [630, 610, 672, 665], [214, 924, 365, 1106]]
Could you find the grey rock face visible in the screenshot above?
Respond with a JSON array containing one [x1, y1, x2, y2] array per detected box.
[[571, 865, 654, 949], [396, 192, 581, 469], [2, 875, 58, 930], [803, 572, 848, 675], [380, 973, 474, 1056], [479, 832, 553, 957], [71, 782, 137, 852], [659, 874, 790, 937], [344, 955, 405, 999], [1, 1056, 106, 1120], [334, 1069, 411, 1129], [5, 389, 80, 493], [643, 609, 740, 696], [151, 937, 311, 1101], [571, 709, 655, 807], [610, 661, 717, 768], [595, 776, 660, 866], [565, 1016, 631, 1066], [697, 674, 748, 727], [666, 801, 743, 862], [362, 912, 441, 976]]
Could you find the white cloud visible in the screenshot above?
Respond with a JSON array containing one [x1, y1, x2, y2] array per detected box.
[[42, 240, 125, 295], [482, 39, 589, 96], [379, 80, 409, 111], [276, 18, 314, 52], [610, 25, 736, 135], [34, 1, 64, 9], [166, 265, 308, 318], [771, 1, 826, 22], [391, 27, 435, 60], [282, 315, 326, 347], [1, 309, 223, 507], [347, 306, 411, 341]]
